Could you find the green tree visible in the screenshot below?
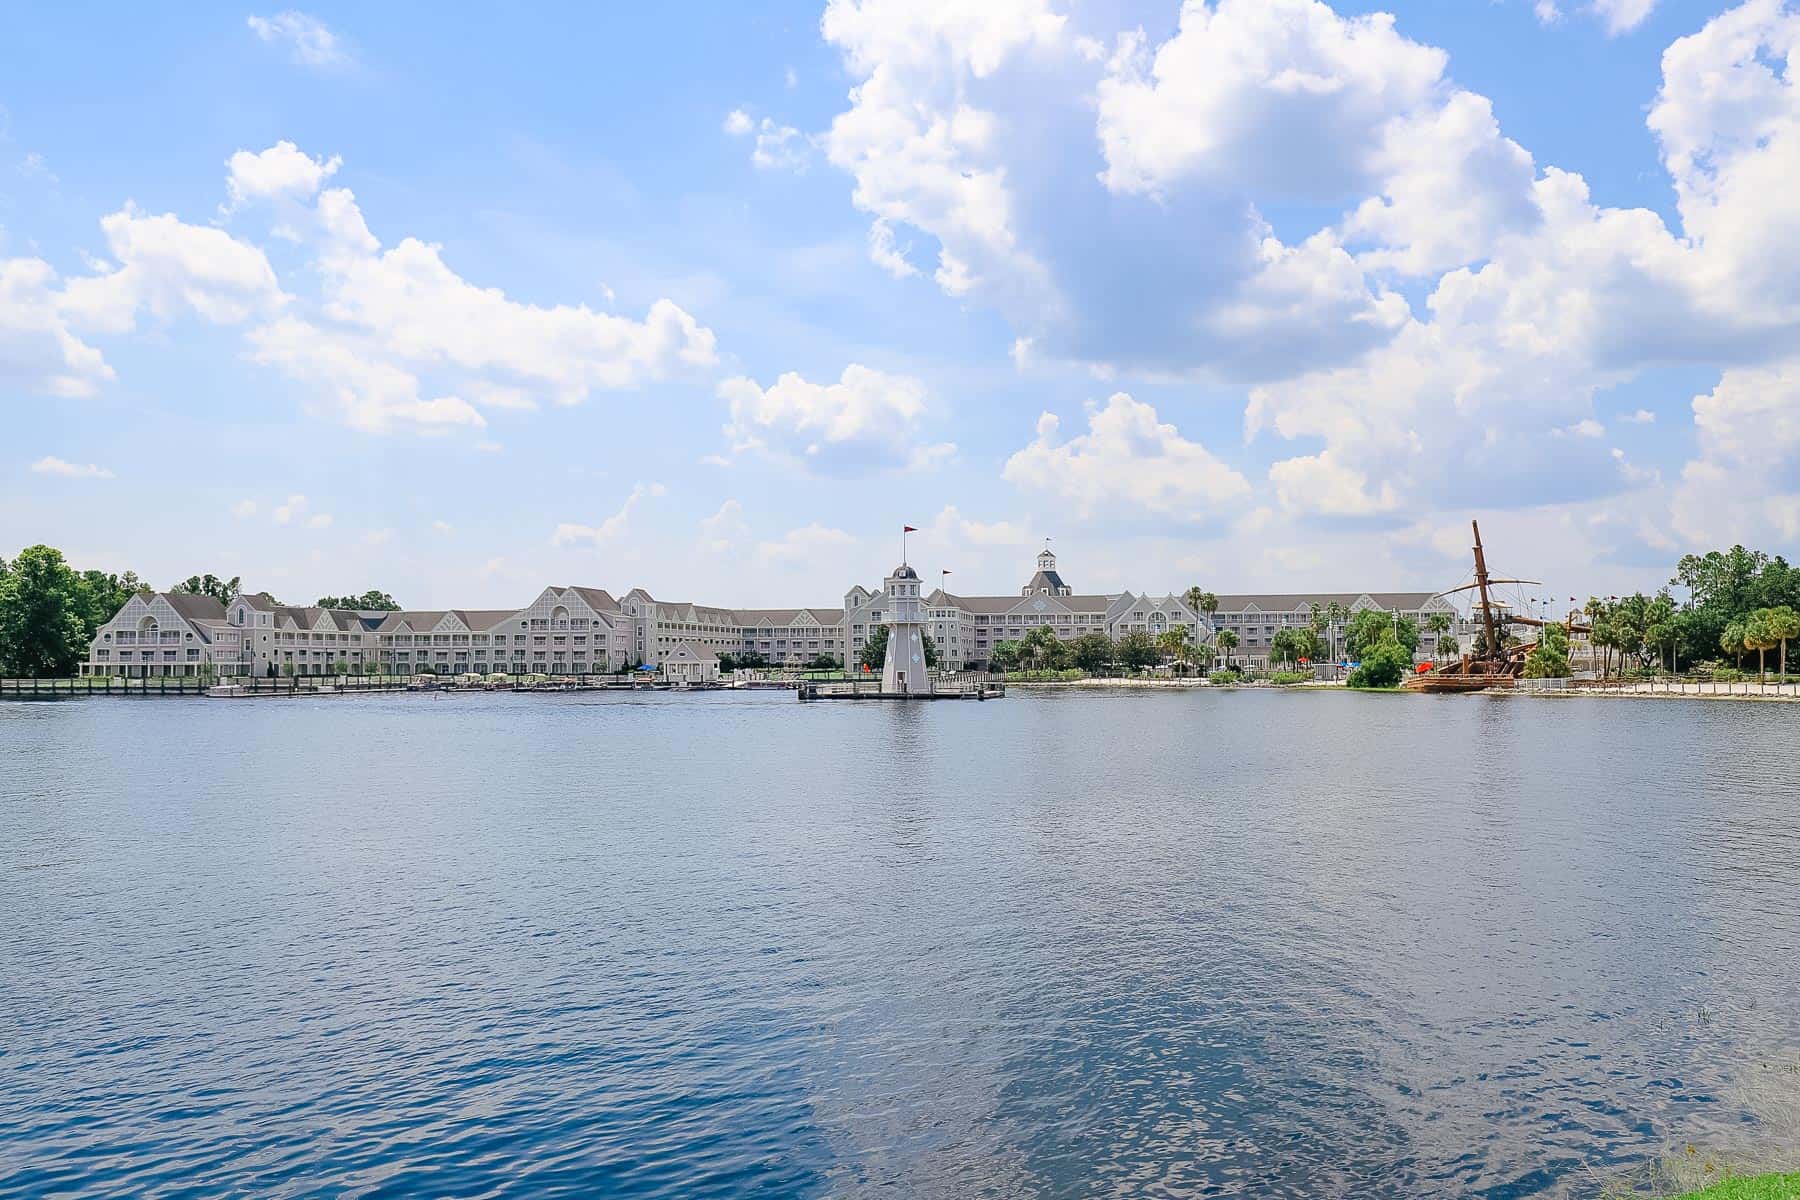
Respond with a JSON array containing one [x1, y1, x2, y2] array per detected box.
[[1609, 593, 1653, 672], [1155, 625, 1192, 672], [989, 639, 1023, 672], [1117, 630, 1158, 672], [316, 589, 400, 610], [1667, 545, 1800, 668], [175, 574, 241, 604], [1766, 605, 1800, 679], [1347, 640, 1411, 688], [1523, 621, 1571, 679], [1020, 623, 1069, 670], [1070, 632, 1114, 674], [1645, 591, 1680, 674], [0, 546, 90, 677], [856, 624, 935, 670], [857, 624, 888, 670], [1191, 640, 1216, 673], [76, 569, 147, 641], [1213, 628, 1239, 670], [1419, 610, 1455, 661], [1720, 619, 1748, 670], [1186, 587, 1219, 658], [1344, 609, 1418, 660], [1745, 608, 1779, 682], [1324, 601, 1350, 663], [1269, 627, 1315, 667]]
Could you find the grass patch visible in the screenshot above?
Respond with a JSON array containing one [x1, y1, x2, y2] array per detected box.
[[1669, 1174, 1800, 1199]]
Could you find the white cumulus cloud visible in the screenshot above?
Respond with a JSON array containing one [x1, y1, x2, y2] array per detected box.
[[720, 364, 952, 473], [756, 523, 857, 565], [1593, 0, 1658, 36], [30, 455, 113, 479], [216, 143, 718, 434], [699, 499, 749, 553], [1002, 392, 1251, 520], [247, 11, 350, 69], [553, 482, 667, 547]]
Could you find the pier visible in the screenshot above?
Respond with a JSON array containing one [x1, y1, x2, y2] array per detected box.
[[798, 677, 1004, 701]]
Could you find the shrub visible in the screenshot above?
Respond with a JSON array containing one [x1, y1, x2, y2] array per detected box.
[[1269, 670, 1309, 685], [1209, 669, 1242, 686], [1347, 640, 1412, 689]]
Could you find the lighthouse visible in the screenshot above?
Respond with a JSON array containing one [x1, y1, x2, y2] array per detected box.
[[880, 561, 932, 696]]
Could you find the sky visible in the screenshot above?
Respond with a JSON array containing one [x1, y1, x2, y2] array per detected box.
[[4, 0, 1798, 610]]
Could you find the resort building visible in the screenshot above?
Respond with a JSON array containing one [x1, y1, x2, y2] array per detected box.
[[84, 591, 242, 678], [81, 546, 1469, 677], [662, 642, 722, 685]]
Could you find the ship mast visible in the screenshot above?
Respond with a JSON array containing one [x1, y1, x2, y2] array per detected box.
[[1472, 519, 1500, 663]]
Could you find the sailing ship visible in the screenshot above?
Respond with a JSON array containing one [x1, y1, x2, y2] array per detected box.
[[1404, 520, 1587, 694]]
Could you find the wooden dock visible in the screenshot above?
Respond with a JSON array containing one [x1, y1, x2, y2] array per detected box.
[[797, 679, 1005, 701]]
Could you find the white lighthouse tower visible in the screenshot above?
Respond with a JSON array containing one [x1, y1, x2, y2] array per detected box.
[[880, 561, 932, 696]]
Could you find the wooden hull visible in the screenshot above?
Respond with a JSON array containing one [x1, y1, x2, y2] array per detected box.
[[1404, 673, 1517, 694]]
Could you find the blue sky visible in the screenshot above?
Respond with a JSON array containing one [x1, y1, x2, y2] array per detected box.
[[5, 0, 1797, 609]]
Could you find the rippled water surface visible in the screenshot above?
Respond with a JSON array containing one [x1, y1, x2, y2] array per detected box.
[[2, 690, 1797, 1198]]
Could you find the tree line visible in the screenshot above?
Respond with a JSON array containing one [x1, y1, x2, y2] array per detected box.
[[1584, 546, 1800, 680], [0, 544, 401, 677]]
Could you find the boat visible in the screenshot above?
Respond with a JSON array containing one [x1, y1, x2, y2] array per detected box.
[[1405, 520, 1587, 694]]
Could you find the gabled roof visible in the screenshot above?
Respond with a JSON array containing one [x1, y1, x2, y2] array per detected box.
[[453, 609, 517, 631], [667, 640, 719, 664], [366, 608, 511, 634], [163, 593, 227, 622], [376, 610, 447, 633], [565, 586, 620, 613], [1209, 592, 1444, 614], [933, 591, 1117, 615], [735, 607, 845, 627], [1115, 593, 1198, 615]]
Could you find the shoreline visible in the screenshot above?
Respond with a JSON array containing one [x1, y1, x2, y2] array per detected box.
[[1004, 677, 1800, 701], [7, 677, 1798, 704]]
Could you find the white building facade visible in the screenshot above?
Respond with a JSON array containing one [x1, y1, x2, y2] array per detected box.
[[83, 547, 1467, 677]]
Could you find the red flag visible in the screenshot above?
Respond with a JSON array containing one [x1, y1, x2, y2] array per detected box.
[[903, 525, 918, 532]]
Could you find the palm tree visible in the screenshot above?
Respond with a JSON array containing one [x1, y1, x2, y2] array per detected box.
[[1767, 605, 1800, 681], [1185, 586, 1218, 657], [1425, 610, 1451, 654], [1156, 626, 1190, 674], [1720, 619, 1747, 671], [1746, 609, 1778, 683], [1325, 600, 1349, 667], [1214, 628, 1239, 672]]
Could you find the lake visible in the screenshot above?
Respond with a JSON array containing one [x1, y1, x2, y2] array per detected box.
[[1, 689, 1795, 1198]]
